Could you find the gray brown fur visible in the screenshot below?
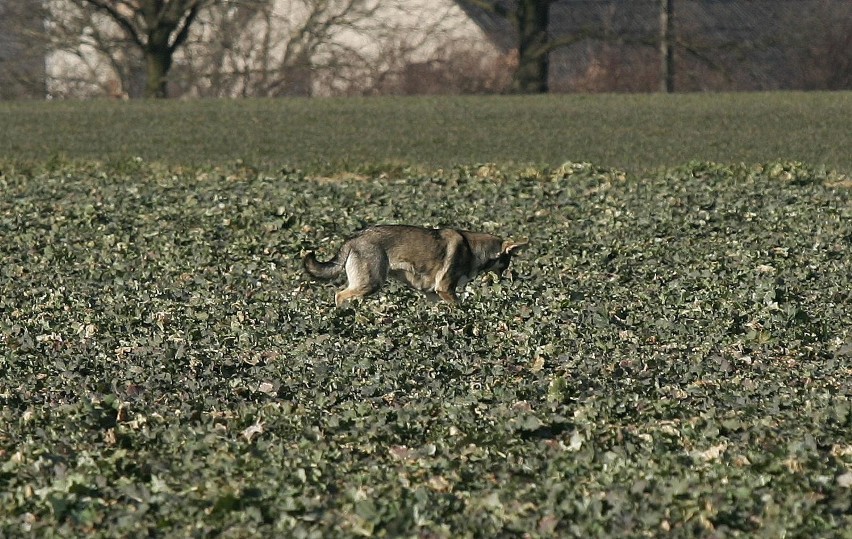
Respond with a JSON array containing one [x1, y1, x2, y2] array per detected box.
[[303, 225, 526, 306]]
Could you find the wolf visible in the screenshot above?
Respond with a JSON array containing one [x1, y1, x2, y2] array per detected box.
[[303, 225, 526, 306]]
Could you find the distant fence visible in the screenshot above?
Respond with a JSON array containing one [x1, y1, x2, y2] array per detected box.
[[548, 0, 851, 92]]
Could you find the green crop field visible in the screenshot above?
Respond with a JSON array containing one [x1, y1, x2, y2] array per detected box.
[[1, 92, 851, 174], [1, 155, 851, 536]]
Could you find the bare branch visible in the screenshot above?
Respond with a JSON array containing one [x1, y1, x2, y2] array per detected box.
[[459, 0, 509, 18], [81, 0, 145, 48], [169, 1, 202, 53]]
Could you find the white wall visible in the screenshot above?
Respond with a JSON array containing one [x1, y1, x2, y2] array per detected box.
[[45, 0, 503, 98]]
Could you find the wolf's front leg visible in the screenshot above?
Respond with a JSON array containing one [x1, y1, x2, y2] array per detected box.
[[436, 289, 460, 305]]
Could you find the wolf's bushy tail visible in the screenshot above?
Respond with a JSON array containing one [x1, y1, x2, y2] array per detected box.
[[303, 247, 347, 280]]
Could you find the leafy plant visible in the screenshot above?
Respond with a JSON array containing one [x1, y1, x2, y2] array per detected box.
[[1, 159, 850, 536]]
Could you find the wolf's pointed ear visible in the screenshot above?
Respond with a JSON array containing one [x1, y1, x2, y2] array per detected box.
[[501, 240, 528, 255]]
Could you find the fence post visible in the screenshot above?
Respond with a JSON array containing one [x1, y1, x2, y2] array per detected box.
[[660, 0, 675, 92]]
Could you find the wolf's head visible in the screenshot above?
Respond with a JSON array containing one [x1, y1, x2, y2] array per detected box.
[[481, 239, 527, 276], [465, 232, 527, 277]]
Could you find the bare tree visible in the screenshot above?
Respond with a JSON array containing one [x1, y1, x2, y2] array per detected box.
[[45, 0, 390, 98], [459, 0, 551, 93], [44, 0, 513, 98], [64, 0, 205, 98], [460, 0, 610, 94], [178, 0, 380, 97], [45, 1, 136, 97], [324, 1, 511, 96], [175, 0, 505, 97]]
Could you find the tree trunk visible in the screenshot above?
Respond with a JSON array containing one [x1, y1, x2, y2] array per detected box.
[[144, 19, 176, 98], [512, 0, 550, 93], [144, 45, 172, 98]]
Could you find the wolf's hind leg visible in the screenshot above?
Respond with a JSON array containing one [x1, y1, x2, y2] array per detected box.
[[334, 248, 387, 307], [334, 285, 379, 306]]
